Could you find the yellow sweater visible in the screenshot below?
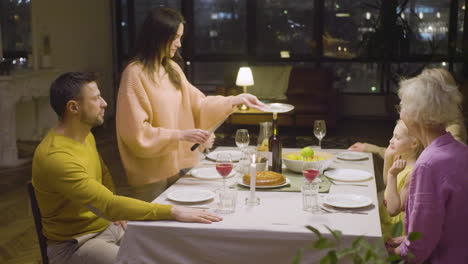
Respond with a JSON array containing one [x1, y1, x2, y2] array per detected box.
[[116, 61, 235, 186], [379, 166, 412, 240], [32, 129, 173, 241]]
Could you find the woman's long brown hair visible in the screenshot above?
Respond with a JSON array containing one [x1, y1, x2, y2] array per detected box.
[[133, 7, 185, 89]]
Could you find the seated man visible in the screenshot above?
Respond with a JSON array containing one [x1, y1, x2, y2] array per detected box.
[[32, 72, 222, 264]]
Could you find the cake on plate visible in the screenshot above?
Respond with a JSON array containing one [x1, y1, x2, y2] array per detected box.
[[242, 171, 286, 186]]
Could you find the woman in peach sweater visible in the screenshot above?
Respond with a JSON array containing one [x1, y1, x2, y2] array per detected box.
[[116, 8, 263, 201]]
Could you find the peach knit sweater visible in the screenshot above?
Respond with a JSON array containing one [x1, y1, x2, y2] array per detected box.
[[116, 61, 235, 186]]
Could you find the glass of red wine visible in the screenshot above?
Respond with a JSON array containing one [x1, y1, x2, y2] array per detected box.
[[302, 160, 320, 183], [216, 152, 233, 191]]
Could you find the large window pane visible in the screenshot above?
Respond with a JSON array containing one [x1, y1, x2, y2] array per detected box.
[[193, 0, 247, 55], [402, 0, 450, 55], [323, 63, 381, 93], [389, 62, 449, 93], [134, 0, 181, 31], [188, 62, 242, 93], [256, 0, 315, 57], [323, 0, 379, 59], [0, 0, 31, 58]]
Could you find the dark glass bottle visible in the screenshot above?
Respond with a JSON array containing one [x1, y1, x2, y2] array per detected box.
[[269, 113, 282, 173]]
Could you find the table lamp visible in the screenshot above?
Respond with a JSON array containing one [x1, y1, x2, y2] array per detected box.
[[235, 67, 254, 111]]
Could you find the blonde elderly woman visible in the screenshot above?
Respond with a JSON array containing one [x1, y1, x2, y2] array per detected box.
[[349, 68, 466, 158], [348, 68, 466, 192], [385, 70, 468, 263]]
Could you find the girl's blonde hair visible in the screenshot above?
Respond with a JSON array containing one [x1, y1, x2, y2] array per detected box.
[[396, 119, 423, 159]]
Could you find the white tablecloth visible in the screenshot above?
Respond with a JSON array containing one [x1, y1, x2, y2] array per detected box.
[[116, 148, 383, 264]]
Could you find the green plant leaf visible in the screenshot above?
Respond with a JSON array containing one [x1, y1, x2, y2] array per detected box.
[[391, 221, 404, 237], [324, 225, 342, 242], [320, 251, 338, 264], [364, 248, 376, 261], [314, 237, 334, 249], [352, 236, 364, 249], [408, 231, 422, 241], [292, 248, 303, 264], [353, 254, 364, 264], [387, 253, 402, 262], [336, 248, 356, 259], [306, 225, 323, 238]]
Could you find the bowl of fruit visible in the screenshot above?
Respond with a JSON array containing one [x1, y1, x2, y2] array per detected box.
[[282, 147, 335, 173]]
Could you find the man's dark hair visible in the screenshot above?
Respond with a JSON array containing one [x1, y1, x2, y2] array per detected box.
[[49, 72, 97, 118]]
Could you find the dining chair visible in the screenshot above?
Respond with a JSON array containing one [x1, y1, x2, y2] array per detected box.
[[26, 181, 49, 264]]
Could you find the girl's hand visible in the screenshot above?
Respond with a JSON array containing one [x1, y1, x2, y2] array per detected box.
[[389, 157, 406, 176], [348, 142, 365, 152]]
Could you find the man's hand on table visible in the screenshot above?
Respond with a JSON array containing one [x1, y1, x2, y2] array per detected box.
[[171, 206, 223, 224]]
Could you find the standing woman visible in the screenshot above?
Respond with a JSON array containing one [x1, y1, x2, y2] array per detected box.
[[387, 70, 468, 263], [116, 8, 263, 202]]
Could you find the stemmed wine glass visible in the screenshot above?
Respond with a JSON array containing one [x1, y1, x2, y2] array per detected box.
[[313, 120, 327, 149], [235, 129, 250, 173], [235, 129, 250, 153], [216, 153, 233, 191]]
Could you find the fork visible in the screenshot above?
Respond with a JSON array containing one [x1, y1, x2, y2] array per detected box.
[[324, 175, 368, 187], [320, 206, 369, 215]]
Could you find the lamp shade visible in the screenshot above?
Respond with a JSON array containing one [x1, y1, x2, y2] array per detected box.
[[236, 67, 254, 86]]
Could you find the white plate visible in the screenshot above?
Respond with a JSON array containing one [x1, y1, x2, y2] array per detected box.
[[336, 151, 368, 161], [261, 103, 294, 113], [324, 168, 372, 182], [324, 194, 372, 209], [206, 150, 242, 162], [190, 167, 236, 180], [167, 189, 215, 203], [237, 178, 291, 189]]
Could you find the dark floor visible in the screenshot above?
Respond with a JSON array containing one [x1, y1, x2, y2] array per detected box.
[[0, 117, 395, 263]]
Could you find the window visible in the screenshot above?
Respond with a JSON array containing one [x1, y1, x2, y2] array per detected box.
[[323, 0, 379, 58], [193, 0, 247, 56], [256, 0, 315, 58], [0, 0, 31, 58], [389, 62, 450, 93], [323, 63, 381, 93], [401, 0, 451, 56]]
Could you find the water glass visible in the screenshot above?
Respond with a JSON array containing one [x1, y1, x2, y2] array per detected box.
[[301, 182, 319, 213], [215, 186, 237, 214]]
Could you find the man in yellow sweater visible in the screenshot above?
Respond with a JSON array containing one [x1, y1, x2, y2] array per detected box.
[[32, 72, 222, 264]]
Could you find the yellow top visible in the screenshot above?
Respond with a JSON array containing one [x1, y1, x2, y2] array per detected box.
[[116, 61, 236, 186], [379, 165, 413, 240], [32, 129, 173, 241]]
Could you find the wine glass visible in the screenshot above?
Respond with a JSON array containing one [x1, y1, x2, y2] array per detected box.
[[216, 153, 233, 191], [235, 129, 250, 172], [235, 129, 250, 152], [313, 120, 327, 149]]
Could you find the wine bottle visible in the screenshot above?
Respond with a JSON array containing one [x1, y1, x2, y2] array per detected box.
[[269, 112, 282, 173]]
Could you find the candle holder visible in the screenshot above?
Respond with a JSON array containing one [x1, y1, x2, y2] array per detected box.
[[245, 151, 260, 206]]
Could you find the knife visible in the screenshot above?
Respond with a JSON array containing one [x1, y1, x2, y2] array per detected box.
[[190, 116, 229, 151]]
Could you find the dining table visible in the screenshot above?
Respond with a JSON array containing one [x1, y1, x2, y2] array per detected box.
[[116, 147, 383, 264]]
